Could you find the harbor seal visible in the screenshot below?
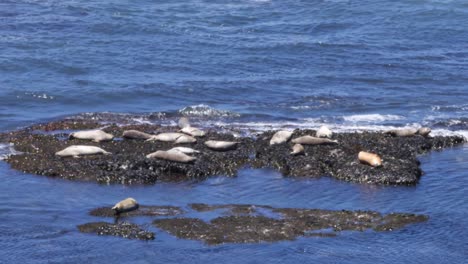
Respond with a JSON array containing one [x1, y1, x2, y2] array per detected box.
[[291, 136, 338, 145], [168, 147, 200, 154], [417, 127, 431, 137], [358, 151, 382, 167], [204, 140, 238, 151], [69, 130, 114, 142], [270, 130, 293, 145], [290, 144, 305, 155], [316, 126, 332, 138], [123, 130, 153, 140], [146, 132, 186, 142], [112, 198, 139, 214], [55, 145, 111, 158], [384, 128, 418, 137], [174, 135, 197, 144], [180, 126, 206, 137], [146, 150, 196, 163]]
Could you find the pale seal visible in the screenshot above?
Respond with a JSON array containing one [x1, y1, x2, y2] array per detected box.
[[384, 128, 418, 137], [112, 198, 139, 214], [180, 126, 206, 137], [358, 151, 382, 167], [123, 130, 153, 140], [204, 140, 238, 151], [146, 150, 196, 163], [316, 126, 332, 138], [290, 144, 304, 156], [270, 130, 293, 145], [55, 145, 111, 158], [291, 136, 338, 145], [175, 135, 197, 144], [168, 147, 200, 154], [146, 133, 186, 142], [69, 130, 114, 142], [417, 127, 431, 137]]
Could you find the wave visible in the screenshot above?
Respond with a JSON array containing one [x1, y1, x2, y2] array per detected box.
[[342, 114, 405, 123], [43, 109, 468, 141], [178, 104, 240, 118], [432, 104, 468, 112]]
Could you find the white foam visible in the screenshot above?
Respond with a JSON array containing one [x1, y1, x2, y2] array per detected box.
[[0, 143, 21, 160], [343, 114, 404, 123]]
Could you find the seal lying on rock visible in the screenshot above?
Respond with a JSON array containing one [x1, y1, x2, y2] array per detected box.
[[270, 130, 293, 145], [175, 135, 197, 144], [316, 126, 332, 138], [69, 130, 114, 142], [205, 140, 238, 151], [168, 147, 200, 154], [147, 133, 186, 142], [181, 126, 206, 137], [290, 144, 304, 155], [112, 198, 139, 214], [55, 145, 111, 158], [417, 127, 431, 137], [384, 128, 418, 137], [146, 133, 197, 143], [146, 150, 196, 163], [123, 130, 153, 140], [358, 151, 382, 167], [291, 136, 338, 145]]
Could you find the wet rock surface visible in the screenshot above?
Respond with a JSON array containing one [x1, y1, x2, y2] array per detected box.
[[77, 222, 155, 240], [80, 203, 428, 243], [190, 203, 273, 215], [1, 120, 465, 185], [152, 204, 429, 245], [253, 130, 465, 184]]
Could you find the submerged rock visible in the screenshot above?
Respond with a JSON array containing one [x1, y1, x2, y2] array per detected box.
[[152, 204, 429, 245], [77, 222, 155, 240], [81, 203, 428, 244]]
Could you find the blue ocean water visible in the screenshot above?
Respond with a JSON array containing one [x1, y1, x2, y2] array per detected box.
[[0, 0, 467, 263]]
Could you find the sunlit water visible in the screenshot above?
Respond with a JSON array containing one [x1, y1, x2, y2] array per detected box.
[[1, 0, 467, 263]]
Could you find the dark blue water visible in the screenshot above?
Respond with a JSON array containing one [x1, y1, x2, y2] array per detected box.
[[1, 0, 467, 263]]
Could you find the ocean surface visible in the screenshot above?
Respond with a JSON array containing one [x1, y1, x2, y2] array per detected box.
[[0, 0, 467, 263]]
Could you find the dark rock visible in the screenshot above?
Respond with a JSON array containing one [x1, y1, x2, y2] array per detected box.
[[4, 124, 253, 184], [253, 130, 465, 185], [1, 120, 465, 185], [77, 222, 155, 240]]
